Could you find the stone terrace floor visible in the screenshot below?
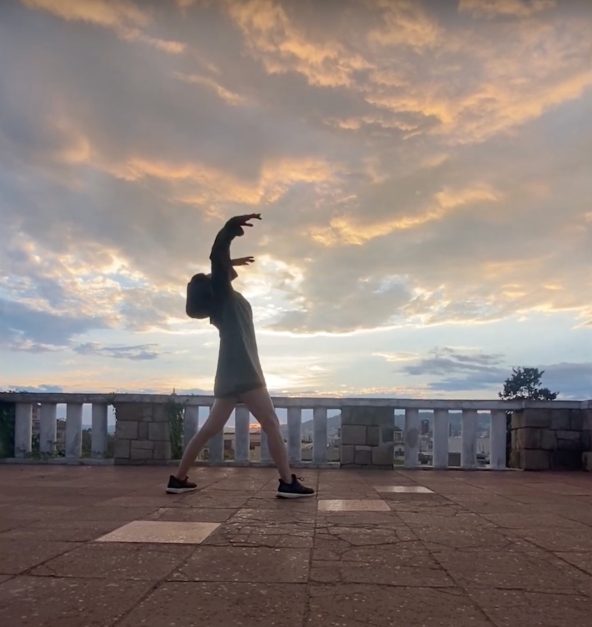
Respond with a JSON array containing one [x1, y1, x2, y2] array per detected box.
[[1, 466, 592, 626]]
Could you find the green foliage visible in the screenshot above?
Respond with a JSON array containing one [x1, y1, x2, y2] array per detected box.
[[166, 398, 184, 460], [499, 367, 558, 401]]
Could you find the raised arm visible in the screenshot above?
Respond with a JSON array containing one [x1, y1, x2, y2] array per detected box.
[[209, 214, 261, 299]]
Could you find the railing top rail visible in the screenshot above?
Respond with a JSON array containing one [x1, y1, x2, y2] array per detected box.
[[0, 392, 589, 410]]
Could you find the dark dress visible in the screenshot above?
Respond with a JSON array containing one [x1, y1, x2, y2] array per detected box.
[[209, 218, 266, 399]]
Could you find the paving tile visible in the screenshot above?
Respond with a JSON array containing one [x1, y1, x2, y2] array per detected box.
[[0, 519, 125, 542], [313, 525, 417, 557], [415, 526, 514, 551], [432, 548, 588, 593], [307, 584, 492, 626], [375, 485, 434, 493], [146, 506, 237, 523], [96, 520, 219, 544], [203, 519, 314, 548], [118, 581, 307, 627], [171, 546, 310, 582], [0, 575, 153, 627], [311, 543, 454, 587], [31, 542, 194, 580], [554, 551, 592, 576], [318, 499, 390, 512], [0, 539, 74, 575], [467, 588, 592, 627], [482, 512, 589, 529], [509, 526, 592, 552]]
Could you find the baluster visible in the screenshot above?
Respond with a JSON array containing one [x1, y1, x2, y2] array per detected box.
[[14, 403, 32, 458], [490, 409, 507, 469], [404, 408, 420, 468], [208, 430, 224, 464], [91, 403, 108, 458], [461, 409, 477, 468], [313, 407, 328, 464], [287, 407, 302, 463], [65, 403, 83, 459], [40, 403, 57, 456], [260, 429, 271, 463], [235, 406, 250, 462], [433, 408, 449, 469]]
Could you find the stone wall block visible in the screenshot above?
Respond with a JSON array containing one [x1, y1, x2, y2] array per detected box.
[[341, 445, 354, 465], [517, 428, 541, 449], [115, 403, 144, 421], [152, 440, 171, 460], [116, 421, 138, 440], [551, 450, 581, 470], [367, 426, 379, 446], [138, 423, 149, 439], [381, 427, 394, 444], [521, 450, 550, 470], [149, 422, 169, 441], [354, 448, 372, 465], [152, 404, 169, 422], [372, 445, 393, 466], [522, 410, 552, 428], [114, 439, 130, 459], [541, 429, 557, 450], [131, 439, 154, 451], [582, 451, 592, 472], [341, 425, 366, 445], [550, 410, 571, 430]]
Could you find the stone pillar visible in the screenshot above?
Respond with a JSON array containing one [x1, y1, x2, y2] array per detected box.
[[65, 403, 83, 459], [235, 406, 250, 462], [287, 407, 302, 463], [183, 405, 199, 449], [91, 403, 108, 458], [40, 403, 57, 455], [433, 409, 449, 469], [14, 403, 32, 458], [582, 407, 592, 472], [340, 406, 394, 468], [510, 409, 584, 470], [313, 407, 328, 464]]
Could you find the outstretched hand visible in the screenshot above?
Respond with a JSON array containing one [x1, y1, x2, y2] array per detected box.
[[231, 256, 255, 266], [236, 213, 262, 228]]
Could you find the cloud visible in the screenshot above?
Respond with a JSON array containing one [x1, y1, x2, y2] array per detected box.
[[0, 298, 107, 350], [458, 0, 556, 19], [74, 342, 160, 360], [22, 0, 186, 54]]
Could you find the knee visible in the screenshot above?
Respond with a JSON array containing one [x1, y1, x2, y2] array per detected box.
[[258, 414, 280, 433]]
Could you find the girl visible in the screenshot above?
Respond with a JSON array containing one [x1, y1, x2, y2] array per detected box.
[[167, 214, 314, 498]]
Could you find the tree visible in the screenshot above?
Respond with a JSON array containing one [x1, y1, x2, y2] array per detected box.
[[499, 367, 558, 401]]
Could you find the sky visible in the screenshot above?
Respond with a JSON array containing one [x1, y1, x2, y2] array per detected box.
[[0, 0, 591, 400]]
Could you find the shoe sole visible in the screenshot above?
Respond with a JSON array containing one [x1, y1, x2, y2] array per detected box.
[[276, 492, 315, 499], [166, 487, 198, 494]]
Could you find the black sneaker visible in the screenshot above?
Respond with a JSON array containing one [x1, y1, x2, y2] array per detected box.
[[166, 475, 197, 494], [276, 474, 315, 499]]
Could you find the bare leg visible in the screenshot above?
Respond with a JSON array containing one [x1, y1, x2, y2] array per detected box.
[[174, 398, 235, 479], [240, 387, 292, 483]]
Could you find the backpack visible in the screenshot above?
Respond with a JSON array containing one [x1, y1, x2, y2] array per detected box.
[[186, 273, 213, 319]]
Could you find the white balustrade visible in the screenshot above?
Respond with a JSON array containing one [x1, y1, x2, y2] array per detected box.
[[3, 391, 568, 470]]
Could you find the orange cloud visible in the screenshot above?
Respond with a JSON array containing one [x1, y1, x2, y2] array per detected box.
[[458, 0, 556, 19], [311, 185, 500, 246]]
